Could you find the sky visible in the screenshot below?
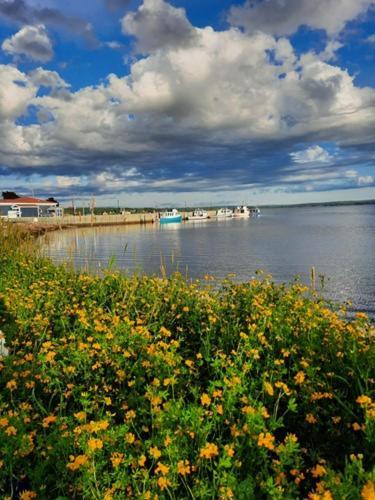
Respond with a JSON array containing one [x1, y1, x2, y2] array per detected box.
[[0, 0, 374, 207]]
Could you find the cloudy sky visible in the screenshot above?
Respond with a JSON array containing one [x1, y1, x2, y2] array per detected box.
[[0, 0, 374, 206]]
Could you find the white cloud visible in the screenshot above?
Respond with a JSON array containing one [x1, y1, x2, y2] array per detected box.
[[228, 0, 374, 36], [0, 0, 374, 197], [29, 68, 69, 88], [366, 34, 375, 43], [291, 145, 333, 164], [358, 175, 374, 186], [0, 65, 37, 120], [2, 24, 54, 62], [121, 0, 196, 52]]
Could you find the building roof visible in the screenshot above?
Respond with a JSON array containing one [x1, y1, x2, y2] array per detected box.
[[0, 197, 57, 205]]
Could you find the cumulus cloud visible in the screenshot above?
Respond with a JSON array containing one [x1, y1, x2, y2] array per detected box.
[[2, 24, 53, 62], [0, 0, 98, 46], [28, 68, 69, 88], [291, 145, 333, 164], [122, 0, 197, 52], [0, 0, 374, 198], [358, 175, 374, 186], [228, 0, 374, 36]]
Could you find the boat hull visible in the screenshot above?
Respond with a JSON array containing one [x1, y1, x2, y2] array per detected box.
[[159, 215, 182, 224], [187, 215, 208, 220]]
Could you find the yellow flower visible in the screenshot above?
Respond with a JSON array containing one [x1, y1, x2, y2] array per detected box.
[[125, 432, 136, 444], [138, 455, 147, 467], [67, 454, 88, 471], [201, 393, 211, 406], [164, 435, 172, 447], [6, 380, 17, 391], [45, 351, 56, 362], [311, 464, 326, 478], [264, 382, 274, 396], [74, 411, 87, 421], [87, 438, 103, 451], [177, 460, 191, 475], [356, 395, 372, 406], [42, 415, 57, 428], [0, 417, 9, 427], [200, 442, 219, 459], [149, 446, 162, 459], [257, 432, 275, 450], [155, 462, 169, 475], [110, 452, 124, 468], [19, 491, 37, 500], [306, 413, 317, 424], [5, 426, 17, 436], [224, 444, 235, 457], [294, 371, 306, 385], [361, 481, 375, 500], [157, 476, 170, 491]]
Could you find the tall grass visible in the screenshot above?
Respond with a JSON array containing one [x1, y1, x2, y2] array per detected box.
[[0, 222, 374, 499]]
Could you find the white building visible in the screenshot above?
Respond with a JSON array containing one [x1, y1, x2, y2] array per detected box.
[[0, 196, 63, 219]]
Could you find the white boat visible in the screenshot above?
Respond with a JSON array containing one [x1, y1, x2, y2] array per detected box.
[[232, 205, 251, 218], [216, 208, 233, 218], [233, 205, 260, 218], [250, 207, 260, 216], [187, 209, 208, 221], [159, 209, 182, 224]]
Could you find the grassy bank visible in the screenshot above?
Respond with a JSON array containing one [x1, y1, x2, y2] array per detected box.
[[0, 222, 374, 499]]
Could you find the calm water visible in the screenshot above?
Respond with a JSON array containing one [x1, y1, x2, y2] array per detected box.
[[43, 205, 375, 317]]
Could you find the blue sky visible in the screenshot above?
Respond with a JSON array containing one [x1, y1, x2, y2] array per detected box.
[[0, 0, 374, 206]]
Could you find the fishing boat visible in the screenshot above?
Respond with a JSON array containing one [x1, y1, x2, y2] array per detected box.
[[187, 209, 208, 221], [159, 209, 182, 224], [249, 207, 260, 216], [216, 208, 233, 218], [232, 205, 251, 218], [233, 206, 260, 218]]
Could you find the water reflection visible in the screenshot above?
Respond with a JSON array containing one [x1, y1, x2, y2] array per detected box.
[[43, 206, 375, 317]]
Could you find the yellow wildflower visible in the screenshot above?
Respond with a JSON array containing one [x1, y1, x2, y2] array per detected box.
[[149, 446, 162, 459], [200, 442, 219, 459], [67, 454, 88, 471], [294, 371, 306, 385], [356, 395, 372, 406], [125, 432, 135, 444], [5, 426, 17, 436], [361, 481, 375, 500], [6, 380, 17, 391], [42, 415, 57, 428], [311, 464, 326, 478], [110, 452, 124, 468], [74, 411, 87, 421], [87, 438, 103, 451], [201, 393, 211, 406], [224, 444, 235, 457], [306, 414, 317, 424], [0, 417, 9, 427], [257, 432, 275, 450], [138, 455, 147, 467], [164, 435, 172, 447], [177, 460, 191, 475], [155, 462, 169, 475], [19, 491, 37, 500], [157, 476, 170, 491], [264, 382, 274, 396]]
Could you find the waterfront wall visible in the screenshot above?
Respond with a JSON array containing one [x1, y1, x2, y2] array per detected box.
[[7, 210, 218, 227]]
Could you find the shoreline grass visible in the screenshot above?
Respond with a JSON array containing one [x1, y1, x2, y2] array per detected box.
[[0, 222, 374, 499]]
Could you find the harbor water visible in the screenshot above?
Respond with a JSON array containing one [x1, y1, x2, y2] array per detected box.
[[43, 204, 375, 318]]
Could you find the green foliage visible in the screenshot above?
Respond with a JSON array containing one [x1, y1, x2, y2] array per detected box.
[[0, 222, 374, 499]]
